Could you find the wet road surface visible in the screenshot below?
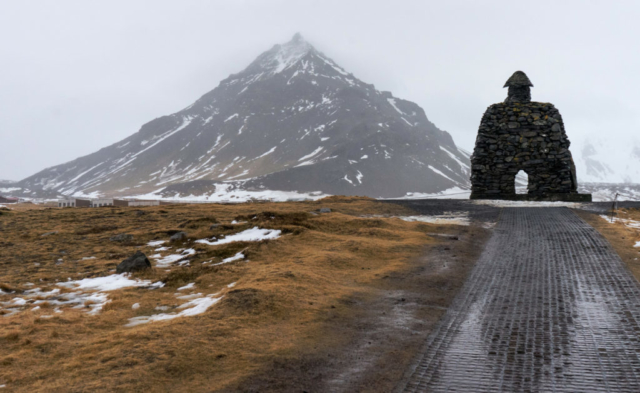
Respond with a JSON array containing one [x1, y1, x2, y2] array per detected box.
[[399, 207, 640, 393]]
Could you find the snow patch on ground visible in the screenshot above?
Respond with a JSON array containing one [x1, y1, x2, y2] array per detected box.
[[386, 184, 640, 202], [196, 227, 281, 246], [580, 184, 640, 202], [58, 274, 160, 292], [635, 241, 640, 248], [601, 215, 640, 229], [126, 293, 223, 327], [392, 187, 471, 200], [128, 183, 328, 203], [0, 275, 163, 318], [178, 283, 195, 291], [474, 200, 586, 208], [153, 249, 196, 268], [397, 212, 470, 226], [221, 252, 245, 264]]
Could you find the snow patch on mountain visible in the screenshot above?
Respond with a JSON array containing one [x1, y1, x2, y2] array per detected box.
[[129, 182, 328, 203]]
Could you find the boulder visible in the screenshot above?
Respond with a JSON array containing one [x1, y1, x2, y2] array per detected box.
[[170, 231, 188, 242], [319, 208, 331, 213], [110, 233, 133, 243], [117, 251, 151, 274]]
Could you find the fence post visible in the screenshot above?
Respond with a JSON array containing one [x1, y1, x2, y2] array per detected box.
[[610, 193, 619, 223]]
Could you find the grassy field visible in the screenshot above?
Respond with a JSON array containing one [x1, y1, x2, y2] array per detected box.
[[0, 197, 487, 392]]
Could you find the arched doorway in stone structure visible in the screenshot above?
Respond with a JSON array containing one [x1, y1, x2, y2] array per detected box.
[[515, 170, 529, 194]]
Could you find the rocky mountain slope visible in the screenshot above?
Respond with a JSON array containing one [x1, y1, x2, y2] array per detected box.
[[14, 34, 470, 200], [575, 137, 640, 184]]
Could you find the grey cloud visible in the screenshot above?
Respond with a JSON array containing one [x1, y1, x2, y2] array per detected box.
[[1, 0, 639, 179]]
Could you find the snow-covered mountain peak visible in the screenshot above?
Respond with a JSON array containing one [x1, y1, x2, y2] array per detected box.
[[237, 33, 353, 84], [242, 33, 315, 76], [15, 35, 471, 199], [268, 33, 313, 73]]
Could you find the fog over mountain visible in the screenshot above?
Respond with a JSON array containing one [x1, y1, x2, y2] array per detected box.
[[2, 1, 640, 188], [573, 138, 640, 184], [13, 35, 470, 200]]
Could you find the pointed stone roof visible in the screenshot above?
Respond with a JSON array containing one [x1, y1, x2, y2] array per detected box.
[[504, 71, 533, 88]]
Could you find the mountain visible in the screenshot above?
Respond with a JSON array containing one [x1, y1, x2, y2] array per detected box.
[[627, 145, 640, 183], [15, 34, 471, 200], [574, 137, 640, 184]]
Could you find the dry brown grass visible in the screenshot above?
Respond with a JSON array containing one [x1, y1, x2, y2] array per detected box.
[[0, 196, 480, 392], [0, 202, 47, 212], [576, 208, 640, 281]]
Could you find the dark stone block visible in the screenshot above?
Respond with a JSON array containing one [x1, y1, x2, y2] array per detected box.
[[170, 231, 188, 242], [110, 234, 133, 243], [117, 251, 152, 274]]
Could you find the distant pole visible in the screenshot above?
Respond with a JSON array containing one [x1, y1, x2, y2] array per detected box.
[[610, 193, 619, 223]]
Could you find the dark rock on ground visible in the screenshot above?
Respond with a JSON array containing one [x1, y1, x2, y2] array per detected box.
[[117, 251, 152, 274], [110, 233, 133, 243], [170, 231, 188, 242]]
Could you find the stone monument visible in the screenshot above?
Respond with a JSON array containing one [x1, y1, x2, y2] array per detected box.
[[469, 71, 591, 201]]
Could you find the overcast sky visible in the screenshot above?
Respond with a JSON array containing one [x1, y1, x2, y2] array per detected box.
[[1, 0, 639, 180]]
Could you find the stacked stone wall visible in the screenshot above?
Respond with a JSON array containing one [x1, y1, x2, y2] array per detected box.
[[470, 101, 577, 196]]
